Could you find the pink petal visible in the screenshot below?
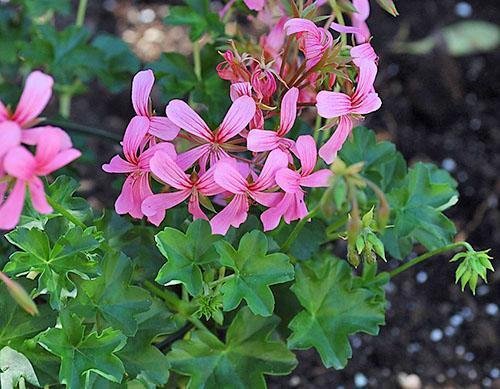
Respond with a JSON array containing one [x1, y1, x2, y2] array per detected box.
[[0, 121, 21, 158], [37, 149, 81, 176], [197, 168, 224, 197], [294, 135, 318, 175], [102, 155, 135, 173], [188, 192, 209, 220], [353, 0, 370, 20], [132, 70, 154, 117], [0, 99, 8, 120], [316, 91, 352, 119], [217, 96, 256, 143], [276, 168, 302, 193], [246, 129, 281, 152], [149, 116, 180, 141], [284, 18, 318, 35], [253, 149, 288, 191], [230, 82, 252, 101], [28, 176, 52, 214], [12, 71, 53, 126], [214, 161, 247, 194], [260, 193, 289, 231], [123, 116, 150, 162], [330, 22, 369, 42], [147, 209, 166, 227], [210, 194, 249, 235], [351, 42, 378, 66], [319, 115, 353, 164], [150, 151, 191, 190], [251, 191, 283, 207], [243, 0, 264, 10], [166, 100, 212, 141], [278, 87, 299, 136], [115, 174, 148, 219], [352, 61, 378, 102], [352, 93, 382, 115], [22, 126, 73, 149], [142, 190, 190, 217], [283, 192, 308, 224], [34, 127, 63, 167], [300, 169, 333, 188], [176, 144, 211, 170], [4, 146, 36, 181], [0, 180, 26, 230], [138, 142, 177, 170]]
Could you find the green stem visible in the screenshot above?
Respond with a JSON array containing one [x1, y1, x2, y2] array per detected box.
[[59, 93, 72, 118], [46, 195, 87, 229], [209, 274, 235, 287], [389, 242, 471, 278], [76, 0, 88, 27], [42, 119, 122, 142], [313, 115, 322, 142], [193, 40, 202, 81], [282, 206, 320, 252]]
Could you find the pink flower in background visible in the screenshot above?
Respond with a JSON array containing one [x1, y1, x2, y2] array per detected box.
[[261, 135, 332, 230], [260, 17, 287, 59], [142, 151, 223, 224], [316, 61, 382, 163], [211, 149, 288, 234], [216, 51, 251, 83], [351, 0, 371, 44], [243, 0, 265, 11], [0, 129, 80, 230], [166, 96, 256, 171], [131, 70, 180, 141], [247, 87, 299, 153], [102, 116, 176, 224], [229, 82, 264, 132], [0, 71, 54, 158], [284, 18, 333, 70]]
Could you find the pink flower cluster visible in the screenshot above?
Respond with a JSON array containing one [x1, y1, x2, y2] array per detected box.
[[0, 72, 81, 230], [104, 6, 382, 235]]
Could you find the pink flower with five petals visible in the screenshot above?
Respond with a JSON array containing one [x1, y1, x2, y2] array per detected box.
[[166, 96, 256, 171], [102, 116, 176, 225], [316, 61, 382, 163], [0, 128, 81, 230]]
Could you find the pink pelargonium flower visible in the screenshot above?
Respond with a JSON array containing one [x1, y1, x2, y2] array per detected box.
[[243, 0, 265, 11], [166, 96, 256, 171], [284, 18, 333, 70], [261, 135, 332, 231], [351, 0, 371, 44], [142, 151, 223, 225], [216, 51, 251, 83], [247, 87, 299, 153], [316, 61, 381, 164], [0, 71, 68, 158], [0, 128, 81, 230], [102, 116, 176, 224], [131, 70, 180, 141], [211, 149, 288, 234]]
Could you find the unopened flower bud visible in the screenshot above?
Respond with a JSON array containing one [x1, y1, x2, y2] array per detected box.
[[251, 68, 277, 103]]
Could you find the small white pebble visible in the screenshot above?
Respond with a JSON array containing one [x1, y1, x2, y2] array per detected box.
[[455, 2, 473, 18], [442, 158, 457, 172], [416, 271, 428, 284], [485, 303, 499, 316], [430, 328, 443, 342], [397, 373, 422, 389], [354, 373, 368, 387], [139, 8, 156, 23], [490, 368, 500, 379], [444, 326, 456, 337], [464, 352, 475, 361], [477, 285, 490, 296], [455, 345, 466, 356], [289, 375, 301, 387], [450, 314, 464, 327], [468, 369, 478, 380], [482, 377, 492, 387]]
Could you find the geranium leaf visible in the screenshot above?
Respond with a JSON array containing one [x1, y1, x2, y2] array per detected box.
[[0, 346, 40, 388], [168, 307, 297, 388], [38, 312, 126, 388], [155, 219, 221, 296], [288, 258, 386, 369], [47, 176, 94, 225], [69, 252, 151, 336], [4, 226, 100, 309], [215, 231, 294, 316]]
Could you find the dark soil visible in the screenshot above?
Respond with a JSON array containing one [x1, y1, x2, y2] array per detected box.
[[72, 1, 500, 388]]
